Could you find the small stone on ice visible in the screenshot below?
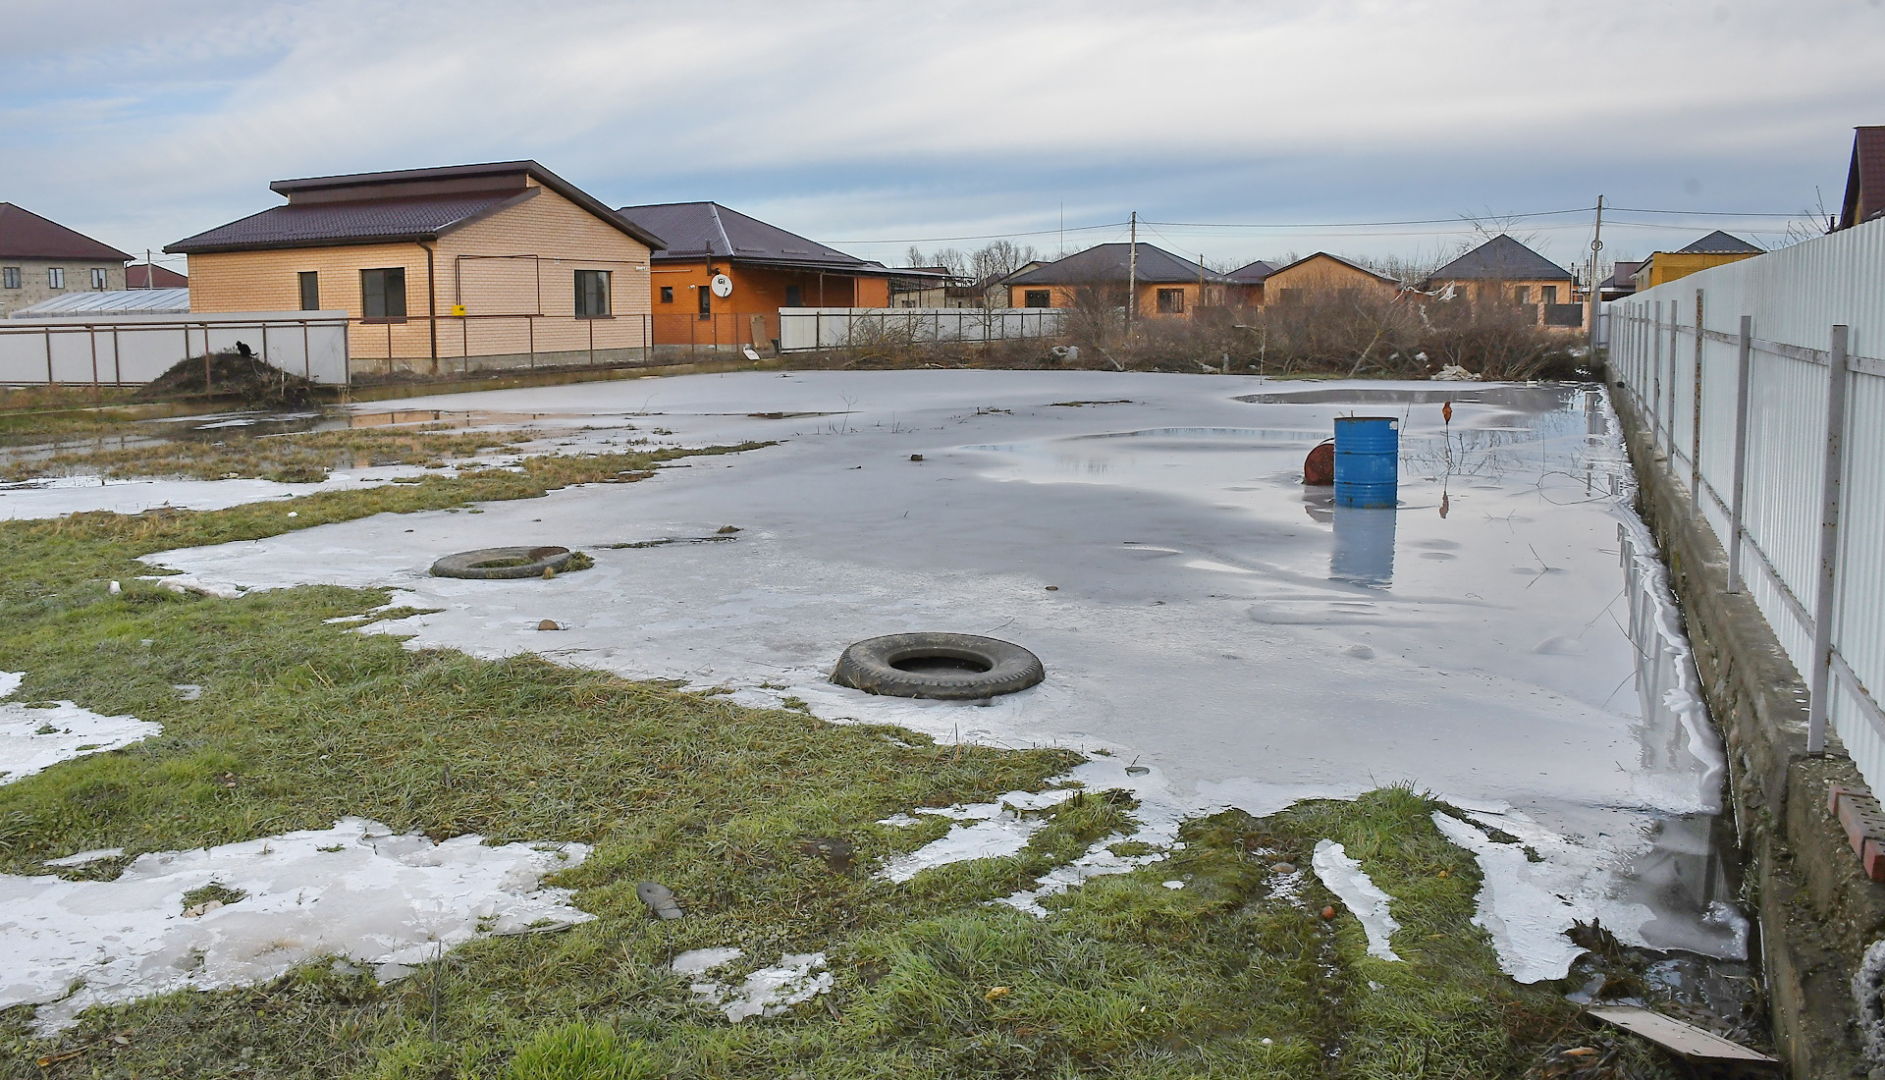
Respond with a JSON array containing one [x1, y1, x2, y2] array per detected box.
[[1271, 862, 1296, 874], [537, 619, 561, 631]]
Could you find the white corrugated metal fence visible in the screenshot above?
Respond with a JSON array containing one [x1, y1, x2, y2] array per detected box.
[[1604, 217, 1885, 790]]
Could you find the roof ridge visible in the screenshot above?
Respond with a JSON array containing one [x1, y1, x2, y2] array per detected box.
[[703, 202, 733, 258]]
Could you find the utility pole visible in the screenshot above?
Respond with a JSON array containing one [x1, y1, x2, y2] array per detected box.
[[1126, 211, 1138, 337], [145, 248, 153, 289], [1588, 195, 1604, 349]]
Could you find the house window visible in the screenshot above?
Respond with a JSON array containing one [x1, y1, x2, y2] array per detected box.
[[299, 271, 320, 311], [1023, 289, 1050, 308], [2, 267, 19, 290], [575, 269, 611, 318], [1157, 288, 1185, 314], [1512, 285, 1531, 304], [659, 286, 674, 303], [361, 267, 406, 320], [1541, 285, 1558, 304], [48, 267, 65, 290], [697, 286, 711, 319], [90, 268, 109, 290], [785, 285, 803, 307]]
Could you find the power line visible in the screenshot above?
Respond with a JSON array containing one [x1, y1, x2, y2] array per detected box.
[[1607, 206, 1805, 218], [830, 220, 1126, 246], [1140, 207, 1597, 229]]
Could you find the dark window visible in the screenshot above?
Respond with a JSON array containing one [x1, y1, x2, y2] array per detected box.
[[575, 269, 611, 318], [1023, 289, 1051, 308], [1156, 288, 1185, 313], [90, 268, 109, 290], [1512, 285, 1531, 304], [48, 267, 65, 290], [785, 285, 803, 307], [2, 267, 19, 290], [659, 285, 674, 303], [299, 271, 320, 311], [697, 286, 711, 318], [1541, 285, 1558, 305], [361, 267, 406, 320]]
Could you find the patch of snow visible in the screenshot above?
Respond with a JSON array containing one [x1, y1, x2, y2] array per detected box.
[[1311, 839, 1402, 961], [876, 787, 1080, 883], [43, 848, 124, 867], [1, 817, 592, 1033], [0, 470, 433, 523], [0, 672, 21, 699], [172, 684, 204, 701], [1, 700, 162, 784], [671, 946, 744, 975], [689, 952, 832, 1022], [1162, 880, 1185, 889]]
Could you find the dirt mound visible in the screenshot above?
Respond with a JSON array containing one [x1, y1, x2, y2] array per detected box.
[[134, 347, 319, 408]]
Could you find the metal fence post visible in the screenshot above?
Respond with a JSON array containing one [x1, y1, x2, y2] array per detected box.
[[1651, 301, 1664, 452], [1727, 315, 1754, 593], [1807, 324, 1852, 755], [1691, 289, 1704, 505]]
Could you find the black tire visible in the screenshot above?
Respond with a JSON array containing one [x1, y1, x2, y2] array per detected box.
[[830, 633, 1045, 700], [429, 546, 575, 580]]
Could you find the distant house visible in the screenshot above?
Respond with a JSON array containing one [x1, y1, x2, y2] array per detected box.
[[1005, 243, 1230, 318], [888, 266, 958, 308], [168, 160, 662, 374], [615, 202, 914, 350], [125, 263, 188, 289], [1223, 260, 1280, 306], [0, 203, 130, 318], [1630, 231, 1763, 291], [1836, 125, 1884, 231], [1422, 235, 1580, 325], [1598, 260, 1641, 302], [1243, 253, 1398, 308]]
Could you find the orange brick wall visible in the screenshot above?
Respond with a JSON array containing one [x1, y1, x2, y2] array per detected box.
[[1261, 256, 1397, 306], [648, 260, 890, 346]]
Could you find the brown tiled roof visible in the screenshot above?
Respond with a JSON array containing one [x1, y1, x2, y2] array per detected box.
[[168, 192, 527, 254], [126, 263, 188, 288], [168, 160, 663, 254], [1838, 126, 1885, 231], [0, 203, 131, 261]]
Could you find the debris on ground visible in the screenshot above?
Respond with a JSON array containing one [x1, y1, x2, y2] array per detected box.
[[132, 346, 320, 408], [637, 880, 684, 920]]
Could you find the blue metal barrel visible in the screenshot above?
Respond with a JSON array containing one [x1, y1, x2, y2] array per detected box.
[[1333, 416, 1400, 508]]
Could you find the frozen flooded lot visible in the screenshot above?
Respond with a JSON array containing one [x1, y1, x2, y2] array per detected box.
[[139, 370, 1738, 980]]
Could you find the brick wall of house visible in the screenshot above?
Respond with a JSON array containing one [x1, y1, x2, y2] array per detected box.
[[182, 182, 654, 370], [0, 258, 125, 316]]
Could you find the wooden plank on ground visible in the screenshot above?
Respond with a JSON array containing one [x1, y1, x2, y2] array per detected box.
[[1585, 1005, 1777, 1064]]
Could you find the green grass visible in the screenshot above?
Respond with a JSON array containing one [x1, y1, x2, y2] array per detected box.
[[0, 435, 1674, 1079], [2, 423, 537, 483]]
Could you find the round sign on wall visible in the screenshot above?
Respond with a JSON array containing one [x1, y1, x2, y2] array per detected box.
[[710, 274, 734, 298]]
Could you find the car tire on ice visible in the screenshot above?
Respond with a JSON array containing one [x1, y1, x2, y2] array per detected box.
[[830, 633, 1045, 700], [428, 546, 575, 580]]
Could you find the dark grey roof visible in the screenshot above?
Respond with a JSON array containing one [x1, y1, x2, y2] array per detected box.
[[1006, 243, 1228, 286], [0, 203, 131, 261], [169, 160, 663, 254], [1225, 260, 1279, 283], [615, 202, 873, 271], [1424, 235, 1574, 283], [1677, 230, 1761, 254], [169, 192, 526, 254], [1600, 260, 1641, 289]]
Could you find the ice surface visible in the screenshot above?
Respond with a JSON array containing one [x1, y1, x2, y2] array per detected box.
[[688, 952, 832, 1022], [138, 371, 1735, 976], [0, 671, 21, 698], [671, 946, 744, 975], [876, 786, 1080, 883], [1, 817, 591, 1033], [44, 848, 124, 867], [1, 695, 162, 784], [1311, 840, 1402, 961], [0, 470, 431, 522]]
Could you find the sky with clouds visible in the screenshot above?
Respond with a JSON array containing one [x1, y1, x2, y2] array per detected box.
[[4, 0, 1881, 278]]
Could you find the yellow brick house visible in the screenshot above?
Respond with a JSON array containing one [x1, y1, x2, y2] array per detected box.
[[167, 161, 664, 374]]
